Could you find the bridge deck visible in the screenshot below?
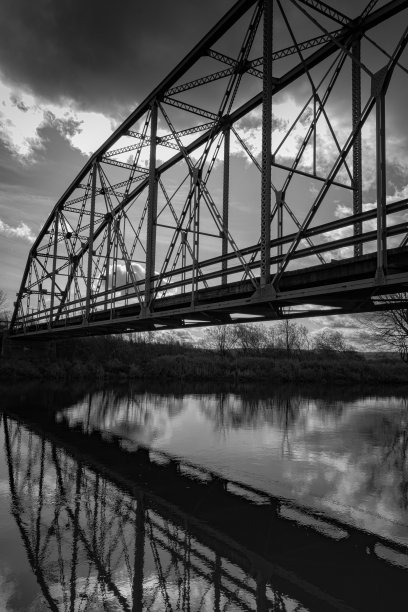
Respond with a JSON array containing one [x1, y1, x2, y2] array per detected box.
[[11, 246, 408, 339]]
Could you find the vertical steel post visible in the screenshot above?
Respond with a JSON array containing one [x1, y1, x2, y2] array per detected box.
[[181, 231, 187, 294], [111, 220, 119, 317], [261, 0, 273, 286], [376, 89, 387, 280], [85, 163, 97, 320], [222, 129, 230, 285], [49, 211, 59, 326], [104, 217, 111, 310], [145, 102, 158, 309], [313, 94, 317, 176], [192, 168, 200, 304], [132, 499, 145, 612], [372, 67, 388, 281], [352, 39, 363, 257], [277, 190, 283, 261]]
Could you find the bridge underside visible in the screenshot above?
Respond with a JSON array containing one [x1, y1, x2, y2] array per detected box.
[[9, 0, 408, 340], [12, 246, 408, 340]]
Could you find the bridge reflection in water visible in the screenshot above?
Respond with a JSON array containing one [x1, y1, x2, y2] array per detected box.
[[3, 400, 408, 612]]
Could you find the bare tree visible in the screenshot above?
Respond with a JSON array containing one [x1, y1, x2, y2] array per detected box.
[[360, 293, 408, 362], [204, 325, 236, 356], [274, 320, 310, 354], [0, 290, 6, 310], [313, 329, 349, 353], [232, 323, 268, 354], [0, 290, 9, 329]]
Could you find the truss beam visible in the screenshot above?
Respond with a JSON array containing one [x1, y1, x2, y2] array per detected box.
[[10, 0, 408, 336]]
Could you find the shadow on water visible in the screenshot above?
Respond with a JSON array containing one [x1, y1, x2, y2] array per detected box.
[[1, 381, 408, 611]]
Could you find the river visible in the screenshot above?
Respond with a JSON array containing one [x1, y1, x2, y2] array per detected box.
[[1, 381, 408, 611]]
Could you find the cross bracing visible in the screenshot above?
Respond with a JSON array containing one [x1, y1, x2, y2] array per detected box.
[[10, 0, 408, 339]]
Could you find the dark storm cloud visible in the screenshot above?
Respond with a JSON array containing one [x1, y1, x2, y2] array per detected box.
[[237, 113, 262, 131], [386, 161, 408, 194], [9, 94, 29, 112], [0, 117, 87, 197], [44, 111, 83, 139], [237, 112, 289, 132], [0, 0, 236, 117], [0, 117, 89, 299]]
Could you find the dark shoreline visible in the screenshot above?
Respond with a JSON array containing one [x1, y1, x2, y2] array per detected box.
[[1, 335, 407, 385]]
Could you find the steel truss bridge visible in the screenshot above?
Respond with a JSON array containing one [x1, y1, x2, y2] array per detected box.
[[3, 403, 408, 611], [10, 0, 408, 339]]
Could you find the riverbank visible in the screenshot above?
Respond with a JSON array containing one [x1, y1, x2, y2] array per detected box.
[[0, 335, 407, 384]]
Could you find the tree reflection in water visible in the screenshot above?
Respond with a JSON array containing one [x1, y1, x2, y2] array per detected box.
[[357, 399, 408, 511]]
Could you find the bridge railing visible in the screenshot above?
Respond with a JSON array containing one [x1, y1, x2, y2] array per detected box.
[[10, 196, 408, 336]]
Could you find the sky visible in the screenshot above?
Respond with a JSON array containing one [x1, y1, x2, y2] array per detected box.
[[0, 0, 407, 348]]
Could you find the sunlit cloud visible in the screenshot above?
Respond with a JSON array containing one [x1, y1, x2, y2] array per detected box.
[[0, 218, 35, 243], [0, 77, 118, 159], [231, 94, 408, 204]]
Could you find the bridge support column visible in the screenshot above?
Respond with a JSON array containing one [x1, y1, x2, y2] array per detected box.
[[276, 190, 283, 263], [145, 102, 158, 311], [352, 38, 363, 257], [260, 0, 273, 287], [49, 210, 59, 327], [191, 168, 201, 303], [181, 231, 187, 294], [222, 128, 230, 286], [104, 215, 112, 310], [85, 162, 97, 319], [373, 68, 388, 282]]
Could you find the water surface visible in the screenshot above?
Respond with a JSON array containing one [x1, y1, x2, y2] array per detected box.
[[1, 382, 408, 611]]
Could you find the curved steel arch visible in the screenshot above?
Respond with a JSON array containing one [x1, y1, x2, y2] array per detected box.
[[10, 0, 408, 338]]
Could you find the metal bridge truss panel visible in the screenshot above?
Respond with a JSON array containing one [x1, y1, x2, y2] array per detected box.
[[10, 0, 408, 338]]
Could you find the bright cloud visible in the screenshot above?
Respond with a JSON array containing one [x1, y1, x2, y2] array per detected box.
[[320, 181, 408, 260], [0, 218, 35, 243], [0, 77, 117, 159], [232, 94, 408, 201]]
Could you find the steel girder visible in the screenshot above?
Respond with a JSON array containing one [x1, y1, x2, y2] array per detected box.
[[10, 0, 408, 338]]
